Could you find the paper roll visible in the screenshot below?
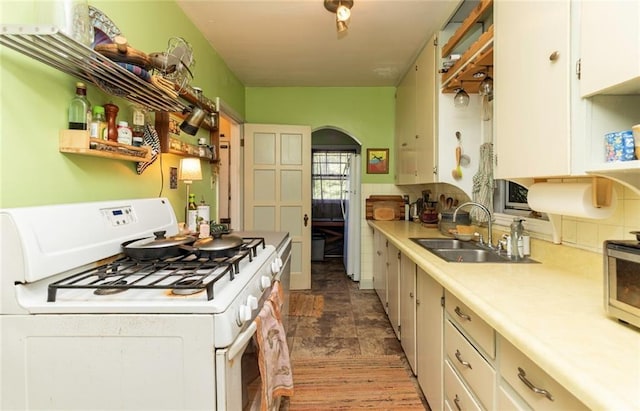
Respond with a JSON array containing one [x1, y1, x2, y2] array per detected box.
[[527, 183, 616, 219]]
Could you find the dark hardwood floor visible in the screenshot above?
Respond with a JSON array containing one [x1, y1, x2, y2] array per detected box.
[[283, 257, 429, 410]]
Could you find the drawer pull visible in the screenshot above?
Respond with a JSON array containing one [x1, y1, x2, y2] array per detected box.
[[453, 394, 462, 411], [454, 306, 471, 321], [455, 349, 472, 369], [517, 367, 554, 401]]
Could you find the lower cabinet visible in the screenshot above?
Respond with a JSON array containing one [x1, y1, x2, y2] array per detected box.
[[400, 253, 417, 373], [387, 242, 401, 339], [372, 230, 388, 312], [370, 231, 590, 411], [416, 267, 444, 411]]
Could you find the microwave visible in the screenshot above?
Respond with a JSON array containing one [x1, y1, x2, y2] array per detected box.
[[604, 237, 640, 329]]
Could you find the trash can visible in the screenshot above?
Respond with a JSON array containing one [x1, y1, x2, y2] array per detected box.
[[311, 233, 325, 261]]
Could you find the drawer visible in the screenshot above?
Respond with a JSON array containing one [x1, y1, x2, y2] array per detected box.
[[497, 384, 531, 411], [445, 290, 495, 358], [444, 359, 483, 411], [445, 320, 495, 409], [499, 336, 589, 411]]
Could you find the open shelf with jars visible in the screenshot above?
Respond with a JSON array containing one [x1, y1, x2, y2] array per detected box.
[[1, 24, 220, 163], [59, 130, 151, 162]]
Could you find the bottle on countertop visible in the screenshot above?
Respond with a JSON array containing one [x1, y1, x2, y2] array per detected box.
[[89, 106, 107, 140], [509, 218, 524, 260], [117, 121, 133, 145], [68, 82, 91, 130]]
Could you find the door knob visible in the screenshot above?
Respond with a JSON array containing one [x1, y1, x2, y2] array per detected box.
[[304, 214, 309, 227]]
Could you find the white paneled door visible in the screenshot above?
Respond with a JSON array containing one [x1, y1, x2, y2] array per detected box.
[[243, 124, 311, 290]]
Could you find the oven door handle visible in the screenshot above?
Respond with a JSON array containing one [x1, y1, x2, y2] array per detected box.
[[228, 321, 257, 361]]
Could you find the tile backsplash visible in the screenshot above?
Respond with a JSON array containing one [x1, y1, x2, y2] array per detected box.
[[555, 178, 639, 252]]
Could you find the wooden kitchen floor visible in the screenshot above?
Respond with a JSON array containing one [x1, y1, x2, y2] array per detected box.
[[282, 258, 430, 410]]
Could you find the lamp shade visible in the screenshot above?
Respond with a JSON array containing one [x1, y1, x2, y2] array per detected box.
[[178, 158, 202, 182]]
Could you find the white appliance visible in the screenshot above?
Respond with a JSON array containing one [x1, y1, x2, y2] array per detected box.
[[0, 198, 290, 410], [342, 153, 361, 281]]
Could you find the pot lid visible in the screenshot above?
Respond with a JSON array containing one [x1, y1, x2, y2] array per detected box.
[[125, 231, 196, 249], [194, 234, 243, 251]]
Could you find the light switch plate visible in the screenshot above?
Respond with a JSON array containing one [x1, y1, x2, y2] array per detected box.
[[170, 167, 178, 189]]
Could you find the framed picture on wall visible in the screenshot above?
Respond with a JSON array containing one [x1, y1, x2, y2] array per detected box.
[[366, 148, 389, 174]]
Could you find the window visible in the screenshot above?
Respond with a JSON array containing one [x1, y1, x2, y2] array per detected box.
[[312, 151, 352, 200], [494, 179, 546, 220]]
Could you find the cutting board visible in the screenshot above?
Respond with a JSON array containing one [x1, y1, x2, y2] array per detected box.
[[365, 195, 405, 220]]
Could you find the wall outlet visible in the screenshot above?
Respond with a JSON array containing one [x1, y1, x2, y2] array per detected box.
[[170, 167, 178, 189]]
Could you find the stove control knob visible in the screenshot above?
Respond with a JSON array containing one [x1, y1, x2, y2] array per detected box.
[[270, 261, 279, 275], [247, 295, 258, 310], [275, 257, 283, 270], [260, 275, 271, 291], [237, 304, 252, 325]]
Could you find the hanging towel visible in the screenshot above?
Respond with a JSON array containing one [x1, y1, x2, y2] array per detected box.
[[136, 123, 161, 175], [471, 143, 494, 223], [254, 284, 293, 411]]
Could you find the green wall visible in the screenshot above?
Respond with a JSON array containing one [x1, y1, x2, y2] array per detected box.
[[245, 87, 396, 184], [0, 1, 245, 218], [1, 1, 397, 216]]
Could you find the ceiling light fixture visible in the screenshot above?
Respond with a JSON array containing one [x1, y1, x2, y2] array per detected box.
[[324, 0, 354, 34]]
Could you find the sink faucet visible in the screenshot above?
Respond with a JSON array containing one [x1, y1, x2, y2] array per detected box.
[[453, 201, 495, 249]]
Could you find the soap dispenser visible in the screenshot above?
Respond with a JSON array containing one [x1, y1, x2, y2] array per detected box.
[[509, 218, 524, 260]]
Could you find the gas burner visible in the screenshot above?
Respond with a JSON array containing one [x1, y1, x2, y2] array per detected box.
[[171, 277, 205, 296], [94, 279, 129, 296]]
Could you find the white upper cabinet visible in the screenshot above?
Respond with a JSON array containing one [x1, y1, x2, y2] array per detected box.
[[580, 0, 640, 97], [579, 0, 640, 187], [395, 35, 438, 185], [494, 0, 573, 179]]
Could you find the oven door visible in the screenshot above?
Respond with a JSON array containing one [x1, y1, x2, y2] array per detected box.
[[606, 247, 640, 327], [216, 311, 286, 411]]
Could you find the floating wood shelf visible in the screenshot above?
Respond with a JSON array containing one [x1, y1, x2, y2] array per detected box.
[[59, 130, 151, 162]]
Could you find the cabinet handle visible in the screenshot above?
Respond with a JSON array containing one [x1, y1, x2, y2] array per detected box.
[[455, 349, 472, 369], [454, 306, 471, 321], [416, 298, 421, 306], [402, 142, 408, 147], [409, 292, 414, 299], [453, 394, 462, 411], [376, 251, 382, 256], [517, 367, 554, 401], [549, 51, 560, 61]]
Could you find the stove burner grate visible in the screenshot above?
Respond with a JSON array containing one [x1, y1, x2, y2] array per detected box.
[[46, 237, 267, 302], [93, 279, 129, 295]]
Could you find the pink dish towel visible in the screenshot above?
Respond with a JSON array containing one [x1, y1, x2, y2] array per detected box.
[[254, 286, 293, 411]]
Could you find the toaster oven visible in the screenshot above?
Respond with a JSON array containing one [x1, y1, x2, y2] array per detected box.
[[604, 234, 640, 329]]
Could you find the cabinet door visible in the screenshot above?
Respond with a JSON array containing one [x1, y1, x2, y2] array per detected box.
[[387, 242, 401, 339], [373, 230, 387, 310], [415, 34, 438, 184], [494, 1, 571, 178], [395, 65, 418, 185], [580, 0, 640, 96], [399, 253, 417, 374], [416, 267, 444, 411]]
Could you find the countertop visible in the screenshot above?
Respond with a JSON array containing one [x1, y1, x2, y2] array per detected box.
[[369, 220, 640, 410]]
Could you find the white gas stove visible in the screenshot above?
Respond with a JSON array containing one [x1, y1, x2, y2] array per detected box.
[[0, 198, 289, 410]]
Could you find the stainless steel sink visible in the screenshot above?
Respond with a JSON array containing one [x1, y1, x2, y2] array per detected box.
[[411, 238, 479, 250], [410, 238, 538, 263]]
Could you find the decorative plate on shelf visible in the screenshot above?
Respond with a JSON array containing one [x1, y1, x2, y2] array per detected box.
[[88, 5, 122, 48]]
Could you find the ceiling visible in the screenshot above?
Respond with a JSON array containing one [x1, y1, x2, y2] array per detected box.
[[176, 0, 466, 87]]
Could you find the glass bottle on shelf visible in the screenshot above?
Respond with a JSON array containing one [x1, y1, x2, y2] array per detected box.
[[68, 82, 91, 130], [89, 106, 107, 140], [187, 193, 198, 232], [131, 105, 146, 147]]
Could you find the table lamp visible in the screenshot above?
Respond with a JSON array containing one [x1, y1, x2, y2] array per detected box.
[[178, 157, 202, 223]]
